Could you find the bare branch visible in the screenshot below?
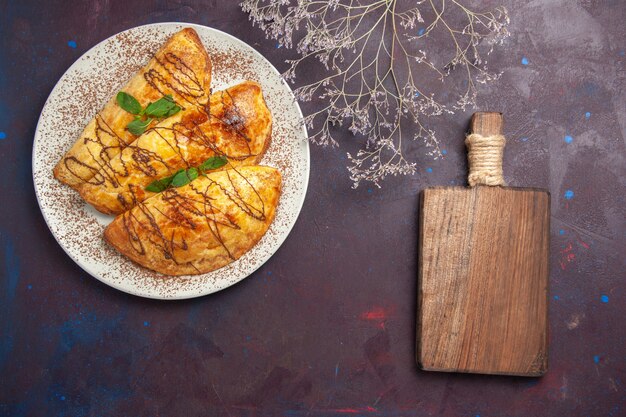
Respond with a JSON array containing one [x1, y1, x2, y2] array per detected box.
[[241, 0, 509, 187]]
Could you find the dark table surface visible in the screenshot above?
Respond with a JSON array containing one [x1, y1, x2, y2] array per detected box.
[[1, 1, 624, 416]]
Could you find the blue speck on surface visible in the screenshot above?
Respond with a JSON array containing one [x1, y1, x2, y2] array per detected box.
[[441, 149, 447, 155], [267, 270, 272, 275], [275, 42, 282, 49], [426, 167, 432, 173], [594, 355, 600, 364], [367, 188, 372, 194], [525, 379, 540, 388], [564, 135, 573, 144], [27, 284, 32, 290], [67, 40, 77, 48], [414, 91, 420, 97], [559, 229, 565, 235], [418, 28, 425, 36], [0, 132, 6, 140], [246, 335, 252, 341], [521, 56, 529, 65], [521, 137, 528, 142], [60, 396, 66, 401], [620, 50, 625, 56], [601, 295, 609, 303], [143, 321, 149, 327], [564, 190, 574, 200], [585, 112, 591, 119], [554, 295, 559, 300]]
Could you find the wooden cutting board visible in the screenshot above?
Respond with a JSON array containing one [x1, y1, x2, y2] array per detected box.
[[417, 112, 549, 376]]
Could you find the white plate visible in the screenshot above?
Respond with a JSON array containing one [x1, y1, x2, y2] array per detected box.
[[32, 23, 309, 299]]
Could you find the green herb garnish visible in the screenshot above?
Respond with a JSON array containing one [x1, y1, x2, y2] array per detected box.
[[171, 167, 199, 187], [126, 117, 154, 136], [165, 105, 182, 117], [116, 92, 181, 136], [198, 155, 228, 171], [144, 169, 184, 193], [144, 157, 228, 193], [116, 92, 142, 115], [144, 95, 181, 118]]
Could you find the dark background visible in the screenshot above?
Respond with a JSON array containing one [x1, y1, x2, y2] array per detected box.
[[1, 0, 624, 416]]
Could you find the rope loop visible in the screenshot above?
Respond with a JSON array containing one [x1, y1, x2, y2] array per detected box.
[[465, 133, 506, 186]]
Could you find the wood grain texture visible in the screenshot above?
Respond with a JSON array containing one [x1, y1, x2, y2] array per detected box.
[[417, 186, 550, 376], [471, 111, 503, 136]]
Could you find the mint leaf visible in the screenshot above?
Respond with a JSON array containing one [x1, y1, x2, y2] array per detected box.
[[199, 156, 228, 172], [145, 177, 171, 193], [144, 169, 184, 192], [116, 92, 143, 115], [127, 117, 153, 136], [145, 95, 178, 118], [165, 105, 181, 117], [171, 167, 199, 188], [143, 156, 222, 193]]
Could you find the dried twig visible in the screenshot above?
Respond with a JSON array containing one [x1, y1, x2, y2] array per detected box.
[[242, 0, 510, 187]]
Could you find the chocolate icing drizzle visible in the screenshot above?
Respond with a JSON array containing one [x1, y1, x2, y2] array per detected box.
[[66, 83, 263, 211], [144, 52, 206, 111], [63, 49, 210, 183], [120, 165, 268, 269]]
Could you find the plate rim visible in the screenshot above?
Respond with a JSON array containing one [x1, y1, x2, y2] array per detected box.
[[32, 21, 310, 300]]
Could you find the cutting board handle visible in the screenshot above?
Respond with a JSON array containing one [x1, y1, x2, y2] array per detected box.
[[466, 112, 506, 187]]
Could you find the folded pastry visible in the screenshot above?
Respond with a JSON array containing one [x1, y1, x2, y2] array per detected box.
[[54, 28, 212, 188], [104, 166, 282, 276], [76, 81, 272, 215]]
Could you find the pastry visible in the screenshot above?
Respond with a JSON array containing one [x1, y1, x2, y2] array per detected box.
[[76, 81, 272, 215], [104, 166, 282, 276], [53, 28, 212, 188]]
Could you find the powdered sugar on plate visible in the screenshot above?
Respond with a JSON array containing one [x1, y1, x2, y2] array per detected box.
[[32, 23, 309, 299]]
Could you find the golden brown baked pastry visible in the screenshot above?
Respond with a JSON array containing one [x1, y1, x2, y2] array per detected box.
[[104, 166, 282, 276], [53, 28, 212, 188], [76, 81, 272, 215]]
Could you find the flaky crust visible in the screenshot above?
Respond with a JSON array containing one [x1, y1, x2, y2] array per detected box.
[[53, 28, 212, 188], [104, 166, 282, 276], [76, 81, 272, 215]]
